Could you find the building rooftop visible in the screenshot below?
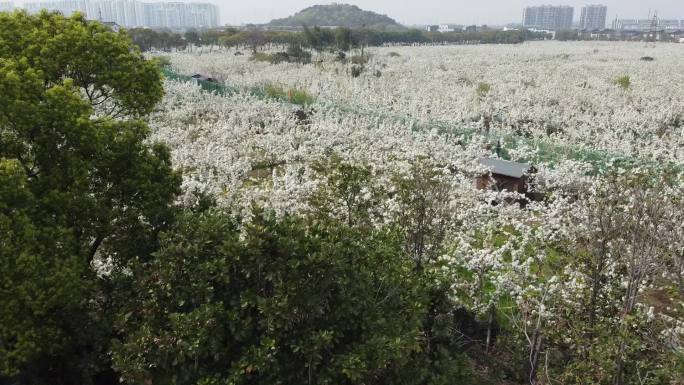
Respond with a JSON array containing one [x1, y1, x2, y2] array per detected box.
[[479, 158, 532, 178]]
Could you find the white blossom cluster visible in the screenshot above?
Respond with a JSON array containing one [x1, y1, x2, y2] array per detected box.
[[160, 41, 684, 164], [148, 42, 684, 353]]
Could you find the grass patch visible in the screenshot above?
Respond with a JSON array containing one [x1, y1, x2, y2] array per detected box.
[[251, 52, 290, 64], [614, 75, 631, 90], [264, 83, 314, 105], [477, 82, 491, 96], [265, 83, 287, 99]]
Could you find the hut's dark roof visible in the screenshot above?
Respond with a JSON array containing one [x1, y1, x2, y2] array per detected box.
[[191, 74, 218, 83], [479, 158, 531, 178]]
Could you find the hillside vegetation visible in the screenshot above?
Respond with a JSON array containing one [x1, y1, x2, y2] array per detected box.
[[267, 3, 404, 30]]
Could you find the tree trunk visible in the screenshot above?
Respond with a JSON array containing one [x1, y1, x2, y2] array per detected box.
[[526, 330, 543, 385], [613, 277, 640, 385], [485, 304, 496, 353]]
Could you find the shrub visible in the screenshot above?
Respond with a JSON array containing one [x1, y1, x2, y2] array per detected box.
[[251, 52, 290, 65], [640, 56, 654, 61], [154, 55, 172, 68], [270, 51, 290, 64], [614, 75, 631, 90], [388, 51, 401, 57], [477, 82, 491, 96], [264, 83, 313, 105], [251, 51, 272, 63], [287, 43, 312, 64], [351, 54, 371, 65], [351, 65, 363, 78], [264, 83, 287, 99], [288, 88, 314, 105]]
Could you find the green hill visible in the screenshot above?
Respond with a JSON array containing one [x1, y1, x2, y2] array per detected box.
[[267, 3, 405, 30]]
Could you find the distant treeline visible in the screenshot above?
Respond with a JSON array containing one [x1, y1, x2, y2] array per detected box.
[[127, 26, 551, 52]]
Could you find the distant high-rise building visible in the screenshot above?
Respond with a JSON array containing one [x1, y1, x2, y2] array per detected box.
[[24, 0, 87, 16], [0, 1, 14, 12], [523, 5, 574, 31], [139, 2, 219, 29], [19, 0, 219, 29], [579, 4, 607, 30]]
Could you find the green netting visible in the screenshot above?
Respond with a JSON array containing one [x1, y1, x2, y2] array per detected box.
[[162, 68, 239, 95], [161, 68, 680, 172]]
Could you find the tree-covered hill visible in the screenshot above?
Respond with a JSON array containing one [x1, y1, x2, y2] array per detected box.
[[267, 3, 405, 30]]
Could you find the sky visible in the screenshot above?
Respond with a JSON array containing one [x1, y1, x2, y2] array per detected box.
[[10, 0, 684, 26]]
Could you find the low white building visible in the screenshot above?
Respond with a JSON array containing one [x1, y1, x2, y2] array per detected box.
[[438, 24, 463, 33], [613, 18, 682, 32]]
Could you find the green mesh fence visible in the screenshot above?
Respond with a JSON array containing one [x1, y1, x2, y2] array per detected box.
[[161, 68, 239, 95], [161, 68, 680, 172]]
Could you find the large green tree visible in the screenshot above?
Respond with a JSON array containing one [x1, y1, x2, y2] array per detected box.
[[0, 11, 180, 384], [112, 209, 424, 385]]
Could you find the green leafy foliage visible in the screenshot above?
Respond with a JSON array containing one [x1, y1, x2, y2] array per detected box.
[[309, 156, 385, 227], [0, 159, 91, 379], [128, 27, 187, 52], [0, 11, 180, 384], [267, 4, 405, 30], [477, 82, 491, 96], [555, 30, 580, 41], [251, 51, 289, 64], [615, 75, 631, 90], [263, 83, 314, 105], [128, 27, 541, 56], [111, 209, 425, 385], [0, 11, 164, 117], [286, 42, 313, 63]]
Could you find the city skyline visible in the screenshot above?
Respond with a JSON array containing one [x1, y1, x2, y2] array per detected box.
[[4, 0, 684, 26], [7, 0, 219, 28]]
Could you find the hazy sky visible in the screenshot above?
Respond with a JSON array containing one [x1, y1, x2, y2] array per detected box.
[[210, 0, 682, 25], [11, 0, 684, 26]]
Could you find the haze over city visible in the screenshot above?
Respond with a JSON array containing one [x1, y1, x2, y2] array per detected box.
[[7, 0, 684, 25]]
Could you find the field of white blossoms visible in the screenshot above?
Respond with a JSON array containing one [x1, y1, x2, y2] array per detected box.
[[152, 41, 683, 207], [149, 41, 684, 375]]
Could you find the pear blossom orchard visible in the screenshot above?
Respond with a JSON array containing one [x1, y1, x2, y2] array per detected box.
[[144, 40, 684, 383], [4, 10, 683, 384], [153, 42, 683, 205]]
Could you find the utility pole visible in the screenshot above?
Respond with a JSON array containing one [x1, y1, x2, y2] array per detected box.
[[646, 10, 658, 48]]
